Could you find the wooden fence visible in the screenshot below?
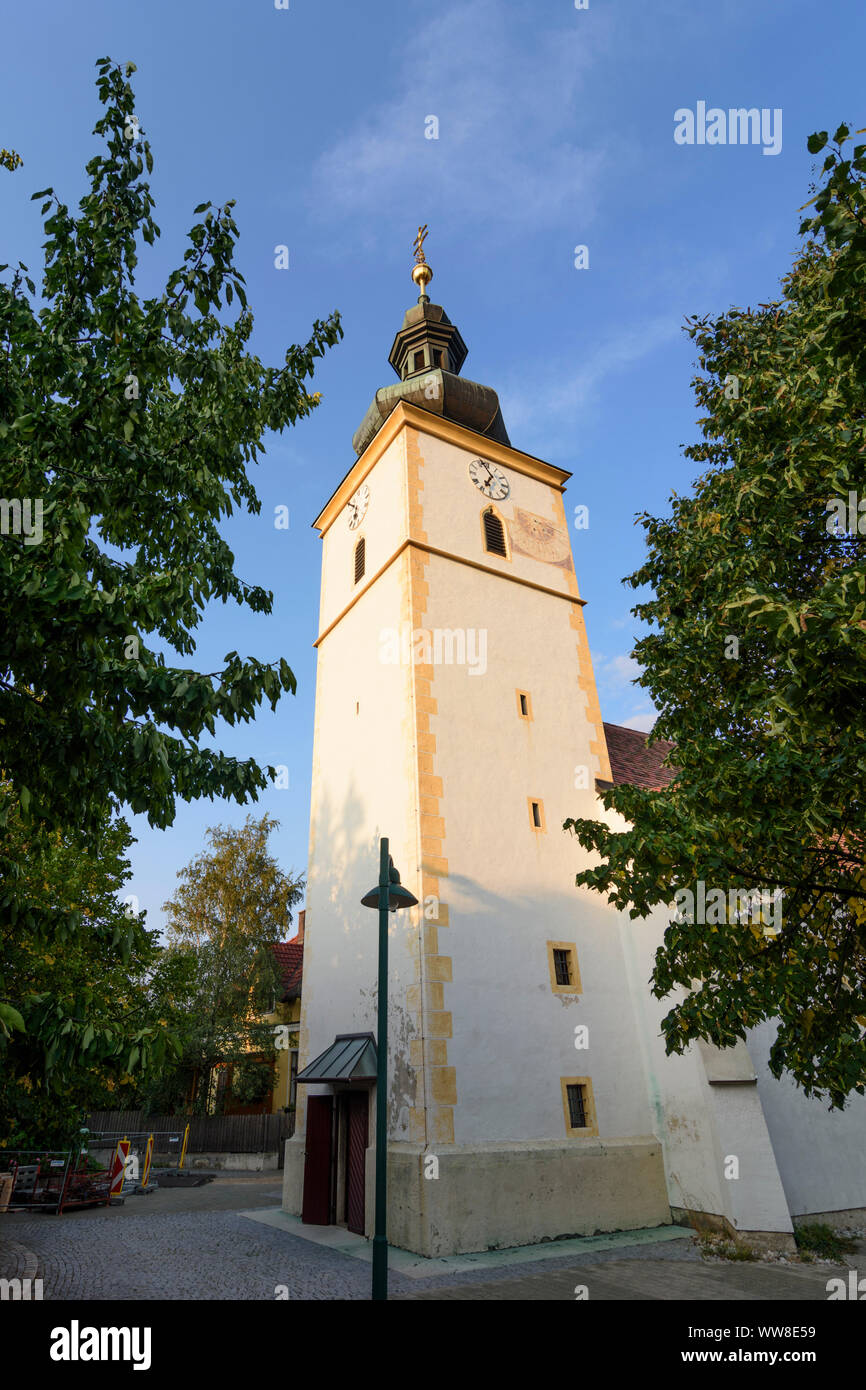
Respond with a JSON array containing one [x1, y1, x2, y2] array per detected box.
[[86, 1110, 294, 1160]]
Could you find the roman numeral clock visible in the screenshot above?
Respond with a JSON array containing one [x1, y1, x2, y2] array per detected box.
[[468, 456, 509, 500]]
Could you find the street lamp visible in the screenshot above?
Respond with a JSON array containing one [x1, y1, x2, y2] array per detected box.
[[361, 837, 418, 1302]]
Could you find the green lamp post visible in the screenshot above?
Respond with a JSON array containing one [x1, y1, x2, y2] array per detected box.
[[361, 837, 418, 1301]]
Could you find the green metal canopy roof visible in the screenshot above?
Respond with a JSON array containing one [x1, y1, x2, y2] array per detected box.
[[296, 1033, 377, 1084]]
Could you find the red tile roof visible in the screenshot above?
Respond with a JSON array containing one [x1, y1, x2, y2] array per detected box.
[[270, 940, 303, 1000], [602, 721, 677, 791]]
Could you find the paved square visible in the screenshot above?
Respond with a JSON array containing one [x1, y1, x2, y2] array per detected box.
[[0, 1174, 859, 1301]]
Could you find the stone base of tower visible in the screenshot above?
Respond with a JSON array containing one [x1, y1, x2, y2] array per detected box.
[[284, 1134, 672, 1258], [381, 1137, 671, 1256]]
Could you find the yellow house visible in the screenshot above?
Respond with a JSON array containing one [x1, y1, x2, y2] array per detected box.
[[266, 912, 304, 1118], [202, 914, 305, 1117]]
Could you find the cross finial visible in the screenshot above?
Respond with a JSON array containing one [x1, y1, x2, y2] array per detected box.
[[411, 225, 433, 302], [413, 224, 429, 263]]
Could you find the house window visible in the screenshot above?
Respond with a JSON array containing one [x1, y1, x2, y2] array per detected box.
[[561, 1076, 598, 1136], [516, 689, 532, 720], [354, 537, 365, 585], [413, 351, 425, 373], [547, 941, 581, 994], [528, 797, 546, 831], [483, 508, 507, 558]]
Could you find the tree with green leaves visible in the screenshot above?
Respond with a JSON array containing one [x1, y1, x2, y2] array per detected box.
[[0, 794, 178, 1148], [0, 56, 339, 1114], [0, 53, 340, 868], [565, 125, 866, 1109], [155, 813, 302, 1114]]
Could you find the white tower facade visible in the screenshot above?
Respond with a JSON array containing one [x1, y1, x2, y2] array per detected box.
[[283, 265, 866, 1258], [282, 275, 673, 1253]]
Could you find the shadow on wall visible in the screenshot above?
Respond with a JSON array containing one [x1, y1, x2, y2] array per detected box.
[[301, 775, 421, 1139]]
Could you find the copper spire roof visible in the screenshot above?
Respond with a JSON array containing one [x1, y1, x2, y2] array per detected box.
[[351, 233, 510, 456]]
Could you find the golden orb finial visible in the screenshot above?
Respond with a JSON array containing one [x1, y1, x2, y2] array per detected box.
[[412, 224, 433, 302]]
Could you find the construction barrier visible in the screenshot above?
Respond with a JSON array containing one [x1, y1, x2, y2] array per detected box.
[[0, 1151, 112, 1214], [108, 1138, 131, 1196], [0, 1173, 14, 1213], [87, 1126, 190, 1189]]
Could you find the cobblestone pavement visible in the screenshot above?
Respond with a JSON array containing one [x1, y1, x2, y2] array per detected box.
[[0, 1174, 859, 1301]]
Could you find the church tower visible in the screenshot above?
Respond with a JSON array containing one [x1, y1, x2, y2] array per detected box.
[[283, 236, 671, 1255]]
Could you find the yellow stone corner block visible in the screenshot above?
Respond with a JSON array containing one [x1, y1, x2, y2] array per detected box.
[[426, 955, 453, 982], [430, 1067, 458, 1105], [430, 1106, 455, 1145]]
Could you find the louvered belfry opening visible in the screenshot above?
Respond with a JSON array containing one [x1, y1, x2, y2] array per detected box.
[[354, 537, 365, 584], [483, 508, 507, 557]]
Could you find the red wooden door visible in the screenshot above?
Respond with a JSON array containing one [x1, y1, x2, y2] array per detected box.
[[302, 1095, 333, 1225], [346, 1091, 368, 1235]]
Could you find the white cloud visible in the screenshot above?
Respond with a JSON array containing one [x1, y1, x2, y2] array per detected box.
[[594, 652, 642, 690], [593, 654, 658, 732], [500, 311, 682, 438], [619, 709, 657, 733], [308, 0, 609, 238]]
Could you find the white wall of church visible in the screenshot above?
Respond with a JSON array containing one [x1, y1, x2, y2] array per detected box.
[[317, 431, 408, 635], [747, 1019, 866, 1219], [412, 427, 660, 1149], [617, 903, 731, 1218], [295, 547, 424, 1143], [619, 891, 794, 1237]]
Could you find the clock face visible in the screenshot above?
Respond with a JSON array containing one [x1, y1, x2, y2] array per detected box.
[[347, 483, 369, 530], [469, 458, 509, 500]]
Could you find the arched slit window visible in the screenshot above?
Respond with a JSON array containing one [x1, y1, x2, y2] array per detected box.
[[483, 507, 507, 558], [354, 536, 366, 585]]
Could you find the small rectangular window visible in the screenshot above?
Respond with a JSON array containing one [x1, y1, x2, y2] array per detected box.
[[561, 1076, 597, 1135], [547, 941, 581, 995], [547, 939, 583, 995], [413, 351, 425, 372], [354, 537, 365, 585], [532, 801, 541, 828], [528, 798, 546, 832], [553, 949, 572, 986], [567, 1083, 587, 1129], [516, 689, 532, 720]]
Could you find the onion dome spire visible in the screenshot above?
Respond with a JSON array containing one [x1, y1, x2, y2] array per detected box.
[[351, 228, 510, 457]]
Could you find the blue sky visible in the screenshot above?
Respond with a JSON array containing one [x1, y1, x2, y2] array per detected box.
[[2, 0, 863, 932]]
